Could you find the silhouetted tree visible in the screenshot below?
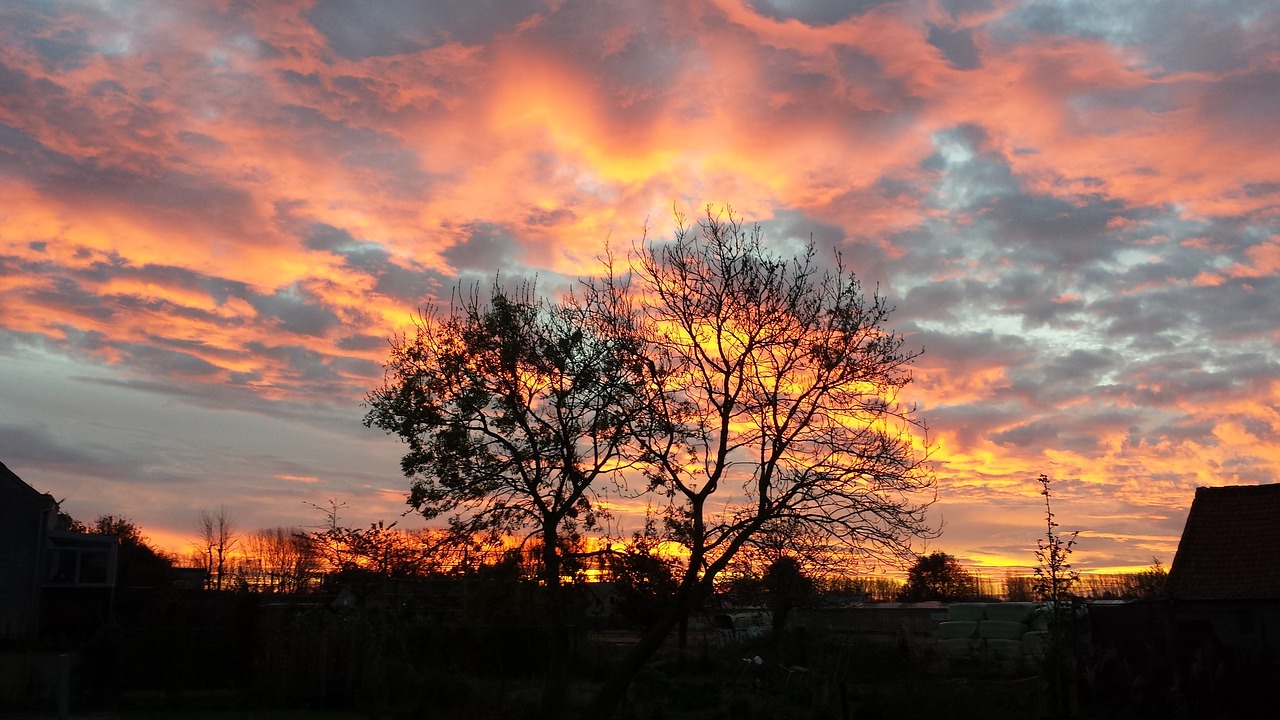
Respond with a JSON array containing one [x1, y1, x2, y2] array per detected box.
[[242, 527, 318, 592], [762, 556, 814, 634], [364, 279, 648, 716], [341, 521, 430, 578], [586, 209, 936, 716], [898, 551, 978, 602], [196, 506, 237, 590], [305, 500, 436, 582], [607, 516, 680, 632], [86, 515, 174, 587], [1132, 558, 1167, 600]]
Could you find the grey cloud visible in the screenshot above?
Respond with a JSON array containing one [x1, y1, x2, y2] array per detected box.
[[1097, 270, 1280, 352], [443, 222, 522, 273], [113, 341, 224, 380], [1194, 277, 1280, 343], [278, 69, 445, 129], [308, 0, 543, 59], [922, 125, 1019, 209], [834, 46, 922, 118], [303, 223, 356, 254], [278, 69, 323, 88], [12, 252, 257, 327], [762, 210, 848, 250], [992, 418, 1101, 455], [1200, 71, 1280, 136], [938, 0, 997, 21], [248, 285, 342, 338], [1240, 182, 1280, 198], [927, 23, 981, 70], [1041, 348, 1119, 385], [914, 124, 1140, 272], [337, 334, 389, 353], [27, 275, 117, 322], [31, 251, 340, 345], [28, 28, 93, 70], [1124, 418, 1218, 448], [911, 327, 1032, 371], [980, 194, 1128, 267], [274, 105, 433, 195], [526, 206, 577, 228], [517, 1, 703, 134], [0, 113, 262, 242], [304, 223, 445, 303], [1001, 348, 1124, 407], [746, 0, 892, 26], [176, 130, 225, 152], [240, 341, 381, 399], [0, 423, 107, 470], [373, 264, 443, 303], [88, 78, 126, 96], [1007, 0, 1272, 74], [926, 402, 1026, 448], [1100, 348, 1276, 411]]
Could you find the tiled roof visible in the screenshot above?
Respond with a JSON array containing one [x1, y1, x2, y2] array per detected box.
[[1167, 484, 1280, 601]]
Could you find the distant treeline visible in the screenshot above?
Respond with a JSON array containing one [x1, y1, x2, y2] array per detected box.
[[73, 510, 1166, 604]]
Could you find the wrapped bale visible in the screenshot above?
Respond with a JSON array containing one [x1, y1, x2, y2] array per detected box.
[[979, 620, 1028, 641], [1029, 602, 1088, 631], [986, 638, 1024, 659], [937, 621, 979, 640], [946, 603, 988, 622], [1029, 605, 1052, 631], [939, 638, 980, 659], [1022, 630, 1051, 657], [984, 602, 1036, 623]]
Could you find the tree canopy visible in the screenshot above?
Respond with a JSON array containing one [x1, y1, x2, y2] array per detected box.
[[364, 279, 650, 715], [587, 209, 937, 715], [367, 209, 938, 717], [899, 551, 979, 602]]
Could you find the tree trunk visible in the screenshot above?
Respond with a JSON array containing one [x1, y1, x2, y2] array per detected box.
[[585, 513, 762, 717], [584, 555, 704, 718], [540, 528, 567, 719]]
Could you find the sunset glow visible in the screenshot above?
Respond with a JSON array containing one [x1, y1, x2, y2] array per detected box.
[[2, 0, 1278, 575]]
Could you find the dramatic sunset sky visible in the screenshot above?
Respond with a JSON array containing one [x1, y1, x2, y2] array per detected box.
[[2, 0, 1277, 574]]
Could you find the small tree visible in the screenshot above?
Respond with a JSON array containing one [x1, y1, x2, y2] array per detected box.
[[898, 551, 979, 602], [1033, 473, 1080, 719]]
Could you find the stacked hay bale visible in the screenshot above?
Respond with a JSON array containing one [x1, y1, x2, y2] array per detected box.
[[1022, 604, 1053, 659], [936, 602, 1040, 663], [981, 602, 1036, 660], [936, 602, 985, 659]]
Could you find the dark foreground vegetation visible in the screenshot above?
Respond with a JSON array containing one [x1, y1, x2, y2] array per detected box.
[[6, 557, 1264, 720]]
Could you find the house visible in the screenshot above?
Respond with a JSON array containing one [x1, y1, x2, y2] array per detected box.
[[1166, 483, 1280, 602], [1164, 483, 1280, 651], [1157, 483, 1280, 714], [0, 460, 117, 640]]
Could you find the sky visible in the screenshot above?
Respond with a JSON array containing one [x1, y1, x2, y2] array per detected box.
[[2, 0, 1278, 575]]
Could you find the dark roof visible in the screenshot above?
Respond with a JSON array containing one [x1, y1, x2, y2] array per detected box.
[[1167, 484, 1280, 601], [1, 460, 48, 498]]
